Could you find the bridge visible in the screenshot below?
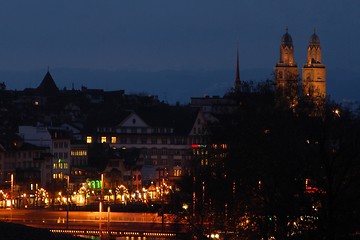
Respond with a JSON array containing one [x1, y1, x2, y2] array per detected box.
[[51, 229, 178, 239], [0, 209, 191, 239]]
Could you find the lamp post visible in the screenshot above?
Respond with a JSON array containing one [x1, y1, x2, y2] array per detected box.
[[10, 173, 14, 208], [99, 173, 104, 237], [10, 173, 14, 222], [65, 175, 70, 229]]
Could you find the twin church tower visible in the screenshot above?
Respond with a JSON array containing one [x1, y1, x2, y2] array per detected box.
[[274, 28, 326, 106]]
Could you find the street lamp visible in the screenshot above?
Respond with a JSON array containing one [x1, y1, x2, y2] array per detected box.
[[64, 175, 70, 229], [10, 173, 14, 208], [99, 173, 104, 236]]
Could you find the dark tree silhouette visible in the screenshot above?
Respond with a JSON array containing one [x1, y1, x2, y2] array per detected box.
[[191, 80, 360, 239]]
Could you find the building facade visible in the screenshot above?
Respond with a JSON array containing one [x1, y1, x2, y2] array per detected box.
[[302, 30, 326, 98]]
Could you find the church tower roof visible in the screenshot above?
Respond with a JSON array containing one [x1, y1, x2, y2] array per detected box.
[[37, 70, 59, 95], [278, 28, 296, 66], [309, 29, 321, 47], [306, 29, 323, 65], [281, 27, 293, 47]]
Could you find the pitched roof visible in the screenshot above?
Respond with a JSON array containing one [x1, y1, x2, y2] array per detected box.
[[37, 71, 59, 95], [136, 106, 198, 135]]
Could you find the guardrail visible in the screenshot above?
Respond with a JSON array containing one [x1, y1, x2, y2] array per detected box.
[[51, 229, 180, 238]]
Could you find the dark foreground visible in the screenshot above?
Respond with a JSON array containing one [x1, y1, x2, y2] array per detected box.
[[0, 221, 85, 240]]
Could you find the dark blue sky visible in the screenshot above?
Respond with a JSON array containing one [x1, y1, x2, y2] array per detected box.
[[0, 1, 359, 103]]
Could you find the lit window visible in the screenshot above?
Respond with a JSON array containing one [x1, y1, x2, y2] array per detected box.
[[101, 136, 107, 143], [86, 136, 92, 144], [111, 137, 117, 144], [174, 169, 182, 177]]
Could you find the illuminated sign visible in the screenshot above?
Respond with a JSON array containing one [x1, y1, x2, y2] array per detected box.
[[191, 144, 207, 149], [87, 180, 102, 189]]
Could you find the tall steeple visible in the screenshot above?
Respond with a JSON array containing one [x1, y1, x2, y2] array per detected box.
[[279, 27, 296, 65], [234, 49, 241, 90], [307, 28, 322, 65], [274, 28, 299, 107], [302, 29, 326, 99]]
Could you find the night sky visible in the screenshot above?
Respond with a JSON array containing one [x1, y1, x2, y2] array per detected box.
[[0, 1, 359, 103]]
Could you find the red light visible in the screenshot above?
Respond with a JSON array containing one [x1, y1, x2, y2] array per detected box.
[[192, 144, 199, 149]]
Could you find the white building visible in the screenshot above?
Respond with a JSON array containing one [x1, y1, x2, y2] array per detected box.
[[18, 126, 71, 182]]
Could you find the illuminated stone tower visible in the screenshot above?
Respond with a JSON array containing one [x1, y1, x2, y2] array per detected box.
[[302, 30, 326, 99], [274, 28, 299, 106]]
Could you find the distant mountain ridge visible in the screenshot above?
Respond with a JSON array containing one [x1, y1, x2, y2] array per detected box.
[[0, 68, 358, 104]]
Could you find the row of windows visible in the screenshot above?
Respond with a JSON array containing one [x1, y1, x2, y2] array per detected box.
[[71, 170, 89, 176], [96, 127, 174, 134], [3, 151, 42, 159], [143, 158, 182, 166], [87, 136, 187, 145], [174, 169, 182, 177], [53, 162, 68, 170], [70, 150, 88, 156], [53, 141, 69, 149], [201, 159, 209, 166], [143, 149, 174, 156], [193, 149, 208, 155], [53, 173, 63, 179], [193, 127, 206, 135], [144, 159, 167, 166], [16, 161, 41, 168], [54, 152, 69, 159], [71, 158, 87, 167], [212, 143, 228, 149]]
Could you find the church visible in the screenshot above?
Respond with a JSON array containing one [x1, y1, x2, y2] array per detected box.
[[274, 28, 326, 108]]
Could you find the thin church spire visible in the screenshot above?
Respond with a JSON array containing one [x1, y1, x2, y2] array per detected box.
[[234, 48, 241, 90]]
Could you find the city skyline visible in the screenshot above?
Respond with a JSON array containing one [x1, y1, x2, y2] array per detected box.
[[0, 1, 359, 103]]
